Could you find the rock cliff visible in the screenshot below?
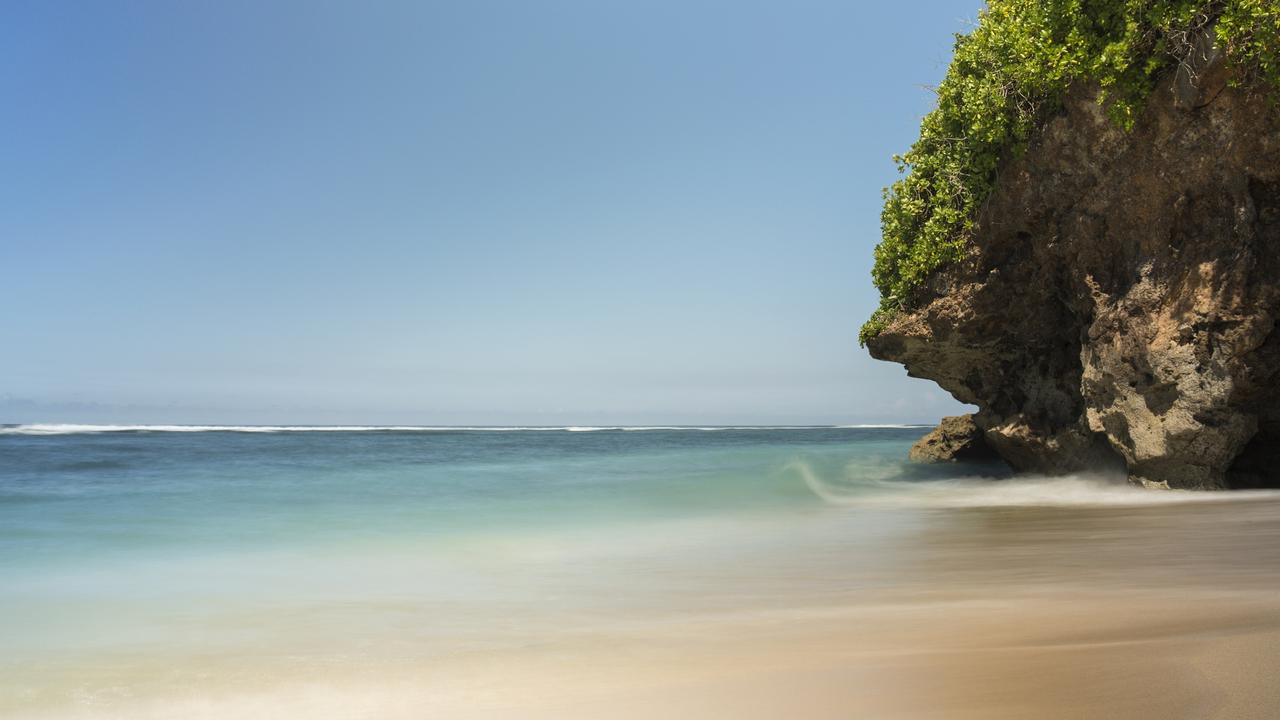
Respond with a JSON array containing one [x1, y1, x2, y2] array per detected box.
[[867, 63, 1280, 489]]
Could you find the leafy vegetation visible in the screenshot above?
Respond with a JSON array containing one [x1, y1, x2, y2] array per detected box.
[[861, 0, 1280, 346]]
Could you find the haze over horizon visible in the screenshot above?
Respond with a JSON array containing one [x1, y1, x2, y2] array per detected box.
[[2, 0, 980, 425]]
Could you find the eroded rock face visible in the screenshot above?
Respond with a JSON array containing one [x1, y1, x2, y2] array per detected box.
[[867, 66, 1280, 489], [908, 414, 1000, 464]]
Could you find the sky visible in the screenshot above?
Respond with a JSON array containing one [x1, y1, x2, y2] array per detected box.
[[1, 0, 981, 426]]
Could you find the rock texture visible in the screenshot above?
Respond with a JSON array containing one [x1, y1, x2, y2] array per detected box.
[[908, 414, 1000, 464], [868, 60, 1280, 489]]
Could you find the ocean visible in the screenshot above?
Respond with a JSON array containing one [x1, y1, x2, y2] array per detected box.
[[4, 425, 1280, 719]]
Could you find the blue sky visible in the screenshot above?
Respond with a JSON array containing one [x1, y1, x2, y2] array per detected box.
[[2, 0, 980, 425]]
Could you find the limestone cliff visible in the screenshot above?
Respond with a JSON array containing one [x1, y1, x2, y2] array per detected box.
[[867, 62, 1280, 489]]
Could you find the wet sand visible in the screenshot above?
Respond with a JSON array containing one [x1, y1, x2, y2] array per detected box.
[[8, 487, 1280, 719], [27, 590, 1275, 719], [490, 593, 1280, 720], [388, 495, 1280, 719]]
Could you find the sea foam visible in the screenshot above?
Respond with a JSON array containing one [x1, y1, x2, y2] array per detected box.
[[789, 460, 1280, 508]]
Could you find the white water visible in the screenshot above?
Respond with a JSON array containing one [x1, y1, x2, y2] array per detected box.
[[790, 460, 1280, 507]]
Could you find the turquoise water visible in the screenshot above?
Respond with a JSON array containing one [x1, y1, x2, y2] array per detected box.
[[1, 426, 935, 569], [0, 427, 933, 694], [12, 424, 1270, 718]]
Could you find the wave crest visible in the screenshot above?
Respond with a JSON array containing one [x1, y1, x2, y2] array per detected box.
[[788, 460, 1278, 508]]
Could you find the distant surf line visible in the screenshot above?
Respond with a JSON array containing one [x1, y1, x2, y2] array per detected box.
[[0, 424, 933, 435]]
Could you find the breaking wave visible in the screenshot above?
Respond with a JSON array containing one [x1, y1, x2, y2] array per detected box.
[[788, 460, 1280, 508]]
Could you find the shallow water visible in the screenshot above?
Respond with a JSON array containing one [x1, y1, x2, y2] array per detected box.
[[3, 426, 1278, 718]]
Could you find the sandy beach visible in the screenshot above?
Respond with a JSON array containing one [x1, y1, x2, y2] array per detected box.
[[8, 447, 1279, 719]]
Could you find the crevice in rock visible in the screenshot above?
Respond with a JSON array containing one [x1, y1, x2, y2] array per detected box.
[[1226, 422, 1280, 489], [1089, 432, 1130, 478]]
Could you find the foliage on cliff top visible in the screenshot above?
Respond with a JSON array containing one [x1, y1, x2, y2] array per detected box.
[[861, 0, 1280, 346]]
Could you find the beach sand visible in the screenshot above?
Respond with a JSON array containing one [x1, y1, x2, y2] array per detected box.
[[26, 590, 1275, 719], [13, 495, 1280, 720]]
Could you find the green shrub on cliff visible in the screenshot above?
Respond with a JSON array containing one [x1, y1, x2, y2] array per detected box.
[[861, 0, 1280, 346]]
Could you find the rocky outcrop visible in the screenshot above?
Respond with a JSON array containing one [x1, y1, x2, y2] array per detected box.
[[908, 414, 1000, 464], [867, 60, 1280, 489]]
